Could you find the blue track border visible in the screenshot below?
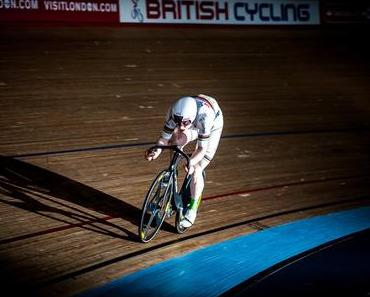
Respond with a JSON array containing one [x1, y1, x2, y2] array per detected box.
[[77, 206, 370, 297]]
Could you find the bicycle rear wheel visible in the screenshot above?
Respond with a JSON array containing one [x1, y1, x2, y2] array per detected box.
[[139, 170, 173, 242]]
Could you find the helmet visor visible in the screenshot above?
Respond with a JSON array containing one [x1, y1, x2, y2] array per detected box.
[[173, 114, 192, 127]]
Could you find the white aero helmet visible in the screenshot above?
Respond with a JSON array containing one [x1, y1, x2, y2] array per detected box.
[[172, 96, 197, 125]]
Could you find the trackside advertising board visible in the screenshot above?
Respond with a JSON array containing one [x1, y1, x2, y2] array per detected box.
[[119, 0, 320, 25], [0, 0, 119, 22], [0, 0, 320, 24]]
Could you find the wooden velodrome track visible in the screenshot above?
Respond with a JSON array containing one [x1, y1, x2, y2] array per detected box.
[[0, 24, 369, 296]]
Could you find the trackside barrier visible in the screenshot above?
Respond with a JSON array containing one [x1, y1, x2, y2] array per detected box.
[[0, 0, 321, 25], [1, 1, 368, 25]]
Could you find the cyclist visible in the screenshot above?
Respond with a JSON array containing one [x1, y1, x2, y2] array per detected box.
[[145, 94, 223, 228]]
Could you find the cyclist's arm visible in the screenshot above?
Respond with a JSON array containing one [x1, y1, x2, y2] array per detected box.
[[189, 145, 207, 166], [156, 137, 170, 146], [148, 137, 169, 156]]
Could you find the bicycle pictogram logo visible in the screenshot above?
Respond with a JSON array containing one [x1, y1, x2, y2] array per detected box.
[[131, 0, 144, 23]]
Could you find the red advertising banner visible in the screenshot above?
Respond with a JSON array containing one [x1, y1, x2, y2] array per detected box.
[[0, 0, 119, 23]]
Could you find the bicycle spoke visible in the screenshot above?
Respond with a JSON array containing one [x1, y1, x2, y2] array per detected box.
[[144, 213, 155, 231], [154, 180, 162, 198]]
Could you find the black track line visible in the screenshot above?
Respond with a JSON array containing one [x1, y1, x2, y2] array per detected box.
[[8, 127, 368, 159]]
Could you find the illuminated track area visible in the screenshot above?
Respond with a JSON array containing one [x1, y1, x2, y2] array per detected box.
[[1, 141, 369, 296], [76, 207, 370, 297], [0, 25, 369, 297]]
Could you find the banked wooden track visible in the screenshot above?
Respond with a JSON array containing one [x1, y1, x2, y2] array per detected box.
[[0, 24, 369, 296]]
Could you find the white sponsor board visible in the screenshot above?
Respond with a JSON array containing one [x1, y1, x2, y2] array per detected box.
[[119, 0, 320, 25]]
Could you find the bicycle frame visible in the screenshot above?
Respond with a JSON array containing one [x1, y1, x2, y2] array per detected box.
[[154, 145, 190, 202], [139, 145, 192, 242]]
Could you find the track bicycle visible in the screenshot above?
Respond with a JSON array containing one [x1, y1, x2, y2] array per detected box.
[[139, 145, 194, 243]]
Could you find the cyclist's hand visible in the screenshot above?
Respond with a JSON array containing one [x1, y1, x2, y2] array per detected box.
[[145, 148, 161, 161], [184, 164, 195, 175]]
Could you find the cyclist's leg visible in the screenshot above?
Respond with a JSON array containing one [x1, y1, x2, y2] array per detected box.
[[181, 161, 207, 228], [189, 163, 205, 205], [183, 126, 223, 227], [192, 121, 223, 197], [189, 130, 221, 207]]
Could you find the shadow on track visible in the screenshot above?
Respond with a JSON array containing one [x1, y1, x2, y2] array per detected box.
[[0, 155, 172, 242]]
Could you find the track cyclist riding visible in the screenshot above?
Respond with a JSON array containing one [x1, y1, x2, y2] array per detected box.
[[145, 94, 224, 229]]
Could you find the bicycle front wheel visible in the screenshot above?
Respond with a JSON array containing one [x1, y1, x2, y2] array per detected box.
[[139, 170, 173, 242]]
